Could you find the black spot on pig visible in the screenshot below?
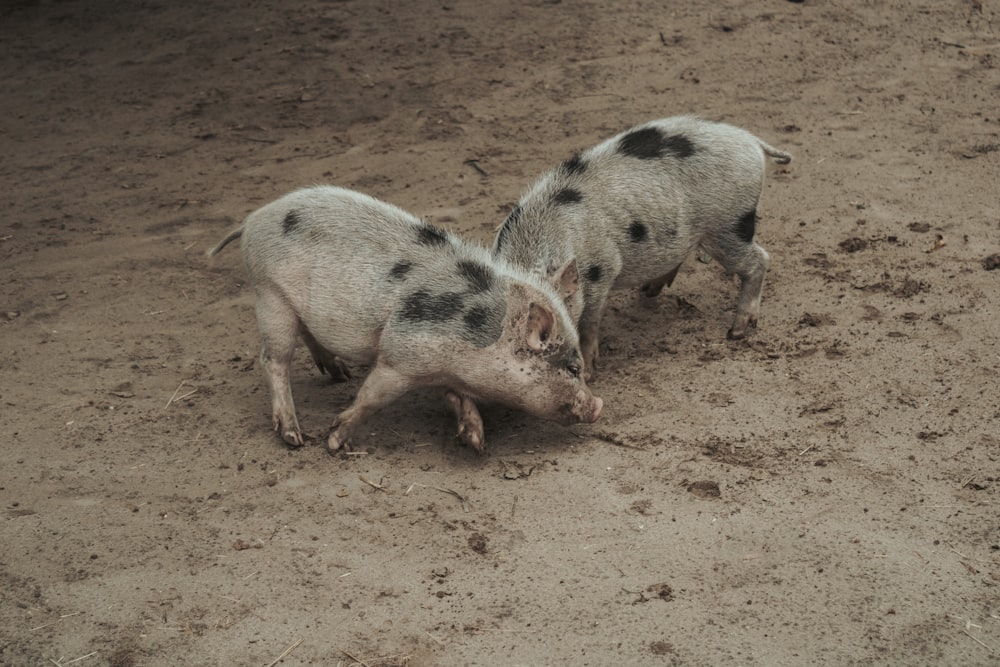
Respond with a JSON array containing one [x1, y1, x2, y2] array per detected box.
[[629, 221, 649, 242], [461, 303, 504, 347], [494, 204, 522, 253], [562, 153, 588, 175], [736, 209, 757, 243], [586, 264, 603, 282], [400, 290, 464, 323], [619, 127, 667, 159], [619, 127, 695, 160], [282, 210, 301, 234], [457, 260, 494, 294], [463, 305, 490, 331], [389, 260, 413, 281], [417, 224, 449, 246], [663, 134, 696, 158], [553, 188, 583, 205]]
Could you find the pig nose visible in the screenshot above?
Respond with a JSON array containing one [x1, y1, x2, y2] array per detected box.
[[574, 389, 602, 423], [590, 396, 603, 422]]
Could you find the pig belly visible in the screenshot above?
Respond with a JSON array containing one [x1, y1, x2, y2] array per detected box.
[[609, 238, 696, 291], [269, 277, 391, 367]]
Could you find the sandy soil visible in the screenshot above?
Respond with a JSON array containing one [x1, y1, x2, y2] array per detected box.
[[2, 0, 999, 665]]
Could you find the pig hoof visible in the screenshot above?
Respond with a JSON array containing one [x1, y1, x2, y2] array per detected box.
[[457, 425, 485, 455], [727, 319, 757, 340], [319, 359, 352, 382], [280, 429, 304, 448], [326, 431, 352, 454], [273, 417, 304, 447]]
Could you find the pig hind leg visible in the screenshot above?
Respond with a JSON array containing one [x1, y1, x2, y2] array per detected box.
[[707, 209, 770, 340], [301, 326, 351, 382], [328, 361, 414, 453], [640, 264, 682, 298], [254, 288, 306, 447]]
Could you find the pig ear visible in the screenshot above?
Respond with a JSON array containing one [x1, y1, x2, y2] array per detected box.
[[550, 258, 580, 300], [525, 302, 555, 351]]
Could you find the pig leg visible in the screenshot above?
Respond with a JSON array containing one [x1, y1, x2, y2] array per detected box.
[[577, 303, 606, 381], [328, 361, 413, 453], [444, 391, 485, 454], [726, 242, 769, 339], [710, 224, 770, 340], [254, 288, 305, 447], [640, 264, 681, 298], [301, 326, 351, 382]]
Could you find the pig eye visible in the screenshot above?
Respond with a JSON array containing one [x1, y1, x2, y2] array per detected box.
[[566, 362, 581, 378]]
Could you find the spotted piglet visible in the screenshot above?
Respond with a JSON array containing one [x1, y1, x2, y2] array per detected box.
[[209, 186, 602, 454], [493, 115, 792, 377]]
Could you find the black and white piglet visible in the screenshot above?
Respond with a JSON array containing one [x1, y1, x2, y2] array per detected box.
[[493, 115, 792, 376], [210, 186, 602, 453]]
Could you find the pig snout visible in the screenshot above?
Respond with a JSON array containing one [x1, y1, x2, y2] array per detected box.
[[561, 389, 602, 425], [582, 392, 603, 423]]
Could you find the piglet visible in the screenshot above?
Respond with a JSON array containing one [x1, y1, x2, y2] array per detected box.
[[209, 185, 602, 454], [494, 115, 792, 376]]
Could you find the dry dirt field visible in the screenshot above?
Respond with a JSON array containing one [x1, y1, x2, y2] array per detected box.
[[2, 0, 999, 665]]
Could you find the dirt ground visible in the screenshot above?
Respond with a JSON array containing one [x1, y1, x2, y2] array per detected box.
[[2, 0, 999, 665]]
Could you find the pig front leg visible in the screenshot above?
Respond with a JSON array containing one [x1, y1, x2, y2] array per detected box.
[[577, 309, 603, 381], [328, 362, 413, 453], [255, 289, 305, 447], [445, 391, 485, 454]]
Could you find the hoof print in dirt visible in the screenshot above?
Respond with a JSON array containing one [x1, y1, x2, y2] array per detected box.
[[649, 641, 676, 656], [467, 532, 489, 555], [646, 582, 674, 602], [799, 312, 835, 327], [626, 582, 675, 605], [686, 480, 721, 499], [500, 460, 534, 479], [838, 237, 868, 253]]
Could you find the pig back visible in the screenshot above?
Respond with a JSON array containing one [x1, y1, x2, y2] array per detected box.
[[495, 116, 772, 291], [239, 186, 514, 365], [570, 116, 769, 246]]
